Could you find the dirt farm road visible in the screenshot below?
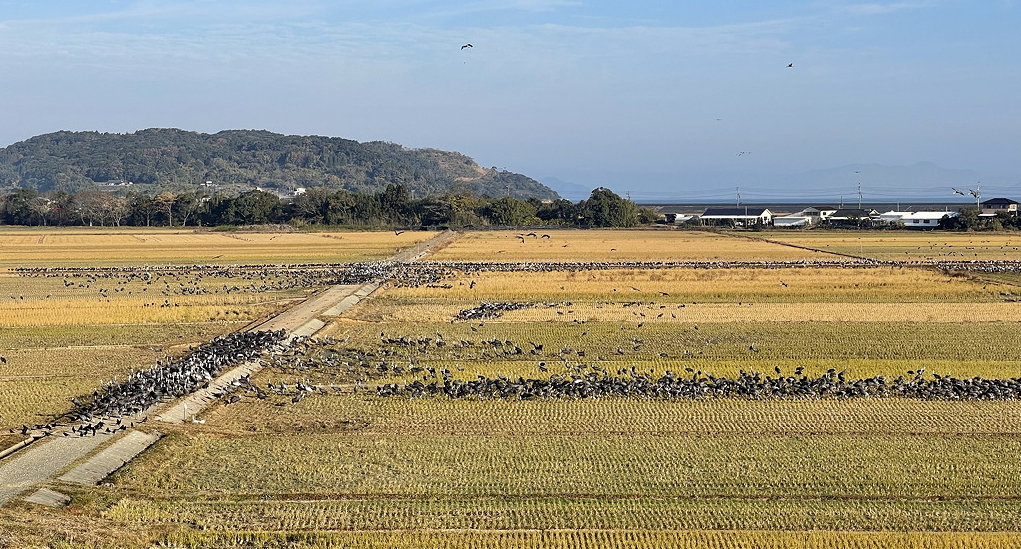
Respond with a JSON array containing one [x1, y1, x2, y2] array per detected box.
[[0, 230, 458, 507]]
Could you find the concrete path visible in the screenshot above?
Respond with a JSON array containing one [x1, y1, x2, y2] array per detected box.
[[23, 488, 70, 508], [0, 230, 459, 506], [251, 283, 369, 334], [0, 432, 117, 504], [58, 431, 161, 485], [156, 360, 264, 424], [158, 279, 383, 424]]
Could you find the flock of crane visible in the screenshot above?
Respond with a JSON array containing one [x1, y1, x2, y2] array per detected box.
[[51, 330, 287, 437], [9, 254, 1021, 441], [376, 366, 1021, 401]]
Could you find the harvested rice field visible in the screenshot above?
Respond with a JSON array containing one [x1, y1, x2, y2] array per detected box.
[[0, 227, 438, 267], [763, 232, 1021, 261], [0, 230, 360, 440], [428, 229, 835, 262], [3, 228, 1021, 548]]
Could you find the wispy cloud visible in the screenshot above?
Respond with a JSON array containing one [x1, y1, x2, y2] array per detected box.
[[837, 1, 938, 15], [0, 0, 324, 29], [484, 0, 581, 11]]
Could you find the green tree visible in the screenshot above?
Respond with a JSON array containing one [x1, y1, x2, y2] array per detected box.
[[325, 190, 357, 225], [172, 191, 204, 227], [45, 191, 76, 226], [202, 194, 237, 226], [485, 196, 538, 226], [638, 207, 661, 225], [380, 183, 411, 217], [579, 187, 639, 227], [534, 199, 578, 224], [943, 207, 981, 231], [290, 187, 332, 224], [2, 189, 47, 226], [126, 191, 158, 227], [232, 190, 282, 225]]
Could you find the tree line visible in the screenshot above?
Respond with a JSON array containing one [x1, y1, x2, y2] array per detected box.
[[0, 185, 658, 228], [932, 208, 1021, 231]]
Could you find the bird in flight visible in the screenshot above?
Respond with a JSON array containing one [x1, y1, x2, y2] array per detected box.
[[952, 188, 966, 196], [787, 63, 793, 68], [461, 43, 473, 50]]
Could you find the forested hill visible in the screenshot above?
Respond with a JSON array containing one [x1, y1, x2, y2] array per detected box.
[[0, 129, 559, 199]]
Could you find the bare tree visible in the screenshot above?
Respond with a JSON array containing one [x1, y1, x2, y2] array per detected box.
[[154, 192, 176, 227]]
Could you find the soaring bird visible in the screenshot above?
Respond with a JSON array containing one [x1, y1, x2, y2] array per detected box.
[[952, 188, 966, 195], [787, 63, 793, 67], [461, 43, 473, 50]]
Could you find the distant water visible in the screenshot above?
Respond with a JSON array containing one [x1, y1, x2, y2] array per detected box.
[[641, 202, 972, 215]]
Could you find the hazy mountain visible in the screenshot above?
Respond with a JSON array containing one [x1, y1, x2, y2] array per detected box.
[[539, 176, 594, 201], [770, 162, 1016, 201], [0, 129, 560, 200]]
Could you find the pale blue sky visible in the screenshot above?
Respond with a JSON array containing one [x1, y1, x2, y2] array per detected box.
[[0, 0, 1017, 200]]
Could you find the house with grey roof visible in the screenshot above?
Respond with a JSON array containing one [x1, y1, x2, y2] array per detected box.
[[981, 198, 1019, 216]]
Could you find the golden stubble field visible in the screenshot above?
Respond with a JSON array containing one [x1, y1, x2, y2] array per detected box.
[[0, 228, 434, 435], [5, 228, 1021, 548], [428, 229, 838, 262], [0, 227, 437, 267], [764, 231, 1021, 261]]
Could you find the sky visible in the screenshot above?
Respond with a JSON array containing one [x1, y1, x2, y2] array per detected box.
[[0, 0, 1018, 201]]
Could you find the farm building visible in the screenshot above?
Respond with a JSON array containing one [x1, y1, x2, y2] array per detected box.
[[880, 210, 958, 228], [825, 208, 879, 226], [773, 216, 810, 228], [981, 198, 1019, 216], [878, 211, 913, 224], [662, 213, 700, 225], [773, 206, 838, 228], [700, 207, 773, 226]]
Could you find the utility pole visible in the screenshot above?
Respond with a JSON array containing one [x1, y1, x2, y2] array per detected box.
[[857, 183, 862, 210], [736, 187, 741, 207], [969, 183, 981, 210]]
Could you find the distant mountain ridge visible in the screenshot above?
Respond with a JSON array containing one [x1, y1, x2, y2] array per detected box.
[[539, 176, 593, 201], [769, 162, 1015, 200], [0, 128, 559, 200]]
